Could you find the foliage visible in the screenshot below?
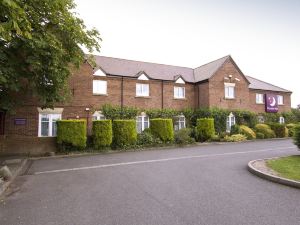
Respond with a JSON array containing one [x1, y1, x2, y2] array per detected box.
[[282, 111, 298, 124], [256, 132, 265, 139], [230, 124, 241, 135], [137, 129, 162, 146], [174, 128, 195, 145], [239, 125, 256, 140], [261, 113, 280, 124], [57, 120, 87, 150], [268, 123, 286, 138], [254, 124, 276, 139], [92, 120, 112, 149], [0, 0, 101, 111], [112, 120, 137, 148], [101, 104, 139, 120], [196, 118, 215, 142], [234, 110, 257, 128], [293, 125, 300, 150], [210, 135, 221, 142], [150, 118, 174, 142], [146, 108, 179, 119], [223, 134, 247, 142], [286, 123, 296, 137]]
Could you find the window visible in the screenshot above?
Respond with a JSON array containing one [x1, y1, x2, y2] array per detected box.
[[137, 73, 149, 80], [92, 111, 106, 120], [39, 114, 61, 137], [277, 95, 284, 105], [93, 80, 107, 95], [174, 115, 186, 131], [136, 114, 149, 133], [256, 93, 264, 104], [174, 86, 185, 99], [136, 83, 149, 97], [279, 116, 285, 124], [224, 83, 235, 99], [226, 113, 236, 132]]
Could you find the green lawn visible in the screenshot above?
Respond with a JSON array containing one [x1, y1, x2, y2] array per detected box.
[[266, 155, 300, 181]]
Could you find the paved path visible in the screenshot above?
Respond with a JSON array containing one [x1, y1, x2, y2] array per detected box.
[[0, 139, 299, 225]]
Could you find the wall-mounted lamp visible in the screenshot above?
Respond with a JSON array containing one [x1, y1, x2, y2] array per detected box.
[[85, 108, 90, 112], [235, 78, 240, 82]]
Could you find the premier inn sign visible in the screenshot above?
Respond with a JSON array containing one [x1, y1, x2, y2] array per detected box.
[[265, 94, 279, 113]]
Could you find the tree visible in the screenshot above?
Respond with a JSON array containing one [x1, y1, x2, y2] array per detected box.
[[0, 0, 101, 111]]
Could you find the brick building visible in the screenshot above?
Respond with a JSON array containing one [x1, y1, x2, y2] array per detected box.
[[0, 55, 292, 154]]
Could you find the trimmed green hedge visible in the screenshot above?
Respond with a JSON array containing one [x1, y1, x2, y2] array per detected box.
[[287, 123, 297, 137], [57, 120, 87, 150], [112, 120, 137, 148], [268, 123, 286, 138], [254, 124, 275, 139], [240, 125, 256, 140], [150, 118, 174, 142], [293, 125, 300, 150], [92, 120, 112, 149], [196, 118, 215, 142]]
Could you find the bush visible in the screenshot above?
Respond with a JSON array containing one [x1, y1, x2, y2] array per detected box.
[[293, 125, 300, 150], [92, 120, 112, 149], [239, 125, 256, 140], [101, 104, 139, 120], [223, 134, 247, 142], [196, 118, 215, 142], [57, 120, 87, 150], [112, 120, 137, 148], [137, 130, 162, 146], [174, 128, 195, 145], [256, 132, 265, 139], [268, 123, 286, 138], [255, 124, 276, 139], [210, 135, 221, 142], [230, 124, 241, 135], [287, 123, 296, 137], [150, 118, 174, 142]]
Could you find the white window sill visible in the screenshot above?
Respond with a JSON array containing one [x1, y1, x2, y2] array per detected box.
[[256, 102, 264, 105], [173, 97, 186, 100], [135, 95, 151, 98], [225, 97, 235, 100], [93, 93, 108, 96]]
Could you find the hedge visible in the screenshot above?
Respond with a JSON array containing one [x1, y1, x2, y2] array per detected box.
[[293, 125, 300, 150], [239, 125, 256, 140], [92, 120, 112, 149], [254, 124, 276, 139], [287, 123, 297, 137], [112, 120, 137, 148], [57, 120, 87, 150], [150, 118, 174, 142], [196, 118, 215, 142], [268, 123, 286, 138]]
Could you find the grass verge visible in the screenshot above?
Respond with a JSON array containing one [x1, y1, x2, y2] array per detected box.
[[266, 155, 300, 181]]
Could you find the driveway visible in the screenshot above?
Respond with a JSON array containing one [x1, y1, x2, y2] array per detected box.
[[0, 139, 299, 225]]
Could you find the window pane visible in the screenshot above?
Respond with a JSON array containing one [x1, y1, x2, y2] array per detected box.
[[144, 116, 149, 129], [143, 84, 149, 96], [93, 80, 107, 94], [41, 121, 49, 136], [52, 121, 57, 136]]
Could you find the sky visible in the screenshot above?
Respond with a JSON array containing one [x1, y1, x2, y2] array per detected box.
[[74, 0, 300, 107]]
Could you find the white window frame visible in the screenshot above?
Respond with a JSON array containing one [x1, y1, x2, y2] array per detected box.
[[279, 116, 285, 124], [226, 112, 236, 132], [174, 115, 186, 131], [92, 111, 106, 121], [38, 113, 61, 137], [256, 93, 264, 104], [93, 80, 107, 95], [277, 95, 284, 105], [174, 86, 185, 99], [136, 114, 150, 133], [224, 83, 235, 99], [136, 83, 149, 97]]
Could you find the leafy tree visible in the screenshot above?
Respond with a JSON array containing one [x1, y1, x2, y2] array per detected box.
[[0, 0, 101, 111]]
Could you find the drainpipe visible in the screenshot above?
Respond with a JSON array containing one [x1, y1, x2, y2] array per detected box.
[[161, 80, 164, 109], [121, 76, 124, 109]]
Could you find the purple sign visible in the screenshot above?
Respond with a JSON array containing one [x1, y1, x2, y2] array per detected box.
[[14, 118, 26, 125], [265, 94, 278, 113]]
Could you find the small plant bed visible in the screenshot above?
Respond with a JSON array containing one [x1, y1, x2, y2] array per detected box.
[[266, 156, 300, 181]]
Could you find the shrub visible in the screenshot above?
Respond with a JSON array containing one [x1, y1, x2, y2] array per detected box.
[[230, 124, 241, 135], [256, 132, 265, 139], [293, 125, 300, 150], [101, 104, 139, 120], [137, 130, 162, 146], [255, 124, 276, 139], [223, 134, 247, 142], [210, 135, 221, 142], [112, 120, 137, 148], [150, 118, 174, 142], [196, 118, 215, 142], [239, 125, 256, 140], [287, 123, 296, 137], [268, 123, 286, 138], [174, 128, 195, 145], [57, 120, 87, 150], [92, 120, 112, 149]]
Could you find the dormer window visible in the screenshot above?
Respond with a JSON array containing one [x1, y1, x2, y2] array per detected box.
[[93, 68, 106, 76], [137, 73, 149, 80], [175, 77, 185, 84]]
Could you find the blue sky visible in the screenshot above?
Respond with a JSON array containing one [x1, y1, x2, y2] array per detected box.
[[75, 0, 300, 107]]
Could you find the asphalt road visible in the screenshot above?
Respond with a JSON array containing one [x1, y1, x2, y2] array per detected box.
[[0, 139, 299, 225]]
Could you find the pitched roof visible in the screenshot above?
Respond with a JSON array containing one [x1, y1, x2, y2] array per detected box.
[[90, 55, 291, 93], [246, 76, 292, 93]]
